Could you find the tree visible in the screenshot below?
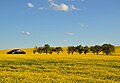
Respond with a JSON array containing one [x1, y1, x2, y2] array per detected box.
[[43, 44, 51, 54], [83, 46, 89, 54], [49, 47, 55, 54], [33, 46, 38, 54], [90, 45, 101, 55], [76, 45, 83, 54], [67, 46, 76, 55], [37, 47, 43, 54], [101, 44, 115, 55], [54, 47, 63, 54], [90, 46, 95, 55]]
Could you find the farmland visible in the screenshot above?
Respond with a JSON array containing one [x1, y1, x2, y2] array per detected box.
[[0, 47, 120, 83]]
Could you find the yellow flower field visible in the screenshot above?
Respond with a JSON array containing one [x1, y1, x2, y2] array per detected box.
[[0, 47, 120, 83]]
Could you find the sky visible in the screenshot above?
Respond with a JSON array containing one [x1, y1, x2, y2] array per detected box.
[[0, 0, 120, 49]]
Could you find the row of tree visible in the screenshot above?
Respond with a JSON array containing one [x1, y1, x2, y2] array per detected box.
[[68, 46, 89, 55], [33, 44, 115, 55], [33, 44, 63, 54], [68, 44, 115, 55]]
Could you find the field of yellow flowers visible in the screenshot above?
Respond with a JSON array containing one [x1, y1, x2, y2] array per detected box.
[[0, 47, 120, 83]]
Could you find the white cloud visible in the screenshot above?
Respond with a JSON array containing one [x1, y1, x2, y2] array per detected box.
[[48, 0, 56, 2], [71, 5, 79, 10], [64, 40, 68, 43], [38, 7, 48, 10], [21, 31, 31, 35], [66, 32, 75, 36], [80, 24, 85, 27], [51, 2, 69, 12], [28, 2, 34, 8], [25, 32, 31, 35], [27, 1, 81, 12], [38, 7, 44, 10], [60, 3, 69, 11], [80, 23, 88, 28]]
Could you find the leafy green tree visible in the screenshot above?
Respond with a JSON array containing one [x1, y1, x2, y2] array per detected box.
[[49, 47, 55, 54], [101, 44, 115, 55], [90, 46, 95, 55], [76, 45, 83, 54], [67, 46, 76, 55], [83, 46, 89, 54], [90, 45, 101, 55], [55, 47, 63, 54], [43, 44, 51, 54], [37, 47, 43, 54]]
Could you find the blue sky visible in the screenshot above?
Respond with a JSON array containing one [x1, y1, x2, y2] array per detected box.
[[0, 0, 120, 49]]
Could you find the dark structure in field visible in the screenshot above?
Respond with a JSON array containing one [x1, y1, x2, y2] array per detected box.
[[7, 49, 26, 54]]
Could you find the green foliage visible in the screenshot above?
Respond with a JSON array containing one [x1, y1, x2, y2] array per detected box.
[[54, 47, 63, 54], [33, 45, 63, 54], [67, 46, 76, 55], [90, 45, 101, 55], [102, 44, 115, 55], [83, 46, 89, 54], [43, 44, 51, 54], [76, 45, 84, 54], [33, 46, 38, 54], [34, 43, 115, 55], [37, 47, 43, 54], [90, 46, 95, 54]]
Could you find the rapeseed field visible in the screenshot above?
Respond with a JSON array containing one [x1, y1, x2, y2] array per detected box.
[[0, 47, 120, 83]]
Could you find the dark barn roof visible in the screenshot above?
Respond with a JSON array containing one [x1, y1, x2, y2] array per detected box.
[[7, 49, 26, 54]]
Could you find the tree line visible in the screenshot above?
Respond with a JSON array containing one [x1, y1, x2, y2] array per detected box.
[[33, 44, 63, 54], [33, 44, 115, 55]]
